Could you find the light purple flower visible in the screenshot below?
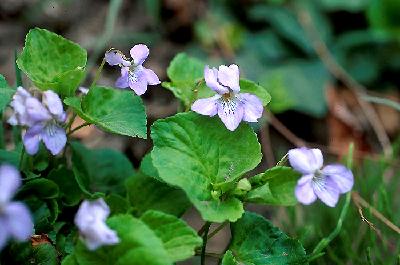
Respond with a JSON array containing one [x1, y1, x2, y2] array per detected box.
[[8, 88, 67, 156], [288, 147, 354, 207], [74, 198, 119, 250], [0, 164, 34, 250], [8, 87, 34, 126], [191, 65, 263, 131], [105, 44, 160, 95]]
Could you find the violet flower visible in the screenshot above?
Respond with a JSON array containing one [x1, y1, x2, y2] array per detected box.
[[0, 164, 34, 250], [191, 65, 263, 131], [105, 44, 160, 95], [74, 198, 119, 250], [288, 147, 354, 207], [8, 88, 67, 156]]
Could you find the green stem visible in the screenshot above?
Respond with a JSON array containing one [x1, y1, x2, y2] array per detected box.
[[201, 222, 211, 265], [309, 144, 354, 262], [308, 192, 351, 261], [67, 122, 91, 136], [19, 146, 25, 170], [90, 58, 106, 88], [65, 113, 77, 131]]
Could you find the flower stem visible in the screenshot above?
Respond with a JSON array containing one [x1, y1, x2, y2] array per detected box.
[[308, 192, 351, 262], [308, 144, 354, 262], [200, 222, 211, 265], [19, 146, 25, 170], [67, 122, 91, 136], [207, 221, 228, 240], [90, 58, 106, 88]]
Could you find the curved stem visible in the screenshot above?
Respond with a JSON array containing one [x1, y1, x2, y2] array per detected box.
[[67, 122, 91, 136], [309, 192, 351, 261], [201, 222, 211, 265], [90, 58, 106, 88], [309, 144, 354, 261], [19, 146, 25, 170], [208, 221, 228, 240]]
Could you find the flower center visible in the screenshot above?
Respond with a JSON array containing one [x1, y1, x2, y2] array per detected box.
[[219, 94, 237, 115], [128, 65, 143, 83], [45, 122, 58, 137], [312, 170, 325, 191]]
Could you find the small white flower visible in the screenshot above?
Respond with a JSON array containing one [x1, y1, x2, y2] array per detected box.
[[74, 198, 119, 250]]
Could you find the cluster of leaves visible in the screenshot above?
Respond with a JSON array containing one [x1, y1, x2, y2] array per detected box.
[[0, 28, 314, 265]]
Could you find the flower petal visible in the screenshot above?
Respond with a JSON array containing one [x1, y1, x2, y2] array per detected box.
[[43, 90, 66, 122], [129, 74, 148, 96], [75, 199, 110, 226], [236, 93, 263, 122], [4, 202, 33, 241], [130, 44, 149, 65], [313, 177, 340, 207], [115, 67, 130, 88], [295, 174, 317, 205], [191, 95, 220, 116], [143, 67, 160, 85], [217, 64, 240, 93], [23, 124, 44, 155], [0, 165, 21, 204], [41, 124, 67, 155], [10, 87, 31, 117], [7, 114, 18, 126], [0, 219, 9, 251], [322, 164, 354, 193], [204, 65, 229, 94], [288, 147, 323, 174], [217, 98, 244, 131], [74, 199, 119, 250], [25, 97, 51, 123], [81, 221, 119, 250], [105, 50, 130, 66]]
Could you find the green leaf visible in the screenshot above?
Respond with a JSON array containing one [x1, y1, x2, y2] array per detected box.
[[19, 178, 59, 200], [61, 254, 79, 265], [105, 194, 130, 215], [245, 166, 300, 206], [0, 74, 15, 111], [151, 112, 261, 222], [47, 166, 82, 206], [0, 74, 7, 88], [0, 149, 20, 166], [250, 4, 331, 54], [17, 28, 87, 96], [126, 172, 190, 216], [238, 79, 271, 106], [65, 86, 147, 138], [139, 152, 162, 182], [31, 243, 59, 265], [222, 212, 308, 265], [140, 210, 202, 262], [317, 0, 369, 11], [260, 60, 329, 117], [163, 53, 271, 109], [162, 53, 204, 106], [7, 243, 58, 265], [70, 141, 134, 196], [74, 215, 172, 265]]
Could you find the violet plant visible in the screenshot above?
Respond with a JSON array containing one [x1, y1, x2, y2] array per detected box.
[[0, 28, 355, 265]]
